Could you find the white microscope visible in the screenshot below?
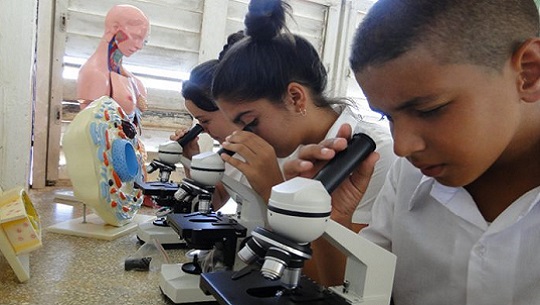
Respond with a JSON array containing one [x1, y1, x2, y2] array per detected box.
[[136, 124, 206, 247], [159, 128, 268, 304], [200, 133, 397, 305]]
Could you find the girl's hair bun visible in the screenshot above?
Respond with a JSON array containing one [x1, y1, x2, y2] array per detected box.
[[245, 0, 289, 42], [218, 30, 246, 61]]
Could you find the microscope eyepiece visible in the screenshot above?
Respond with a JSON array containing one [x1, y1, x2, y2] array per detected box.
[[177, 124, 204, 147], [313, 133, 376, 193], [216, 124, 254, 156]]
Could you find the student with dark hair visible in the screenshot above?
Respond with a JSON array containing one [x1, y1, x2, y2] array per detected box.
[[212, 0, 395, 229], [210, 0, 396, 285], [171, 31, 248, 210], [284, 0, 540, 304]]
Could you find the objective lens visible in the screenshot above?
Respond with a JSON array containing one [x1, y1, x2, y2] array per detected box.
[[261, 247, 290, 281], [281, 268, 302, 289], [238, 237, 265, 265], [173, 187, 188, 201], [198, 193, 212, 213]]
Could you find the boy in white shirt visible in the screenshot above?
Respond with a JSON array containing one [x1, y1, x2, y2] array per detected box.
[[283, 0, 540, 304]]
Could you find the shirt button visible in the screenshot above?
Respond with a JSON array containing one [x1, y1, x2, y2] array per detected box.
[[474, 244, 486, 256]]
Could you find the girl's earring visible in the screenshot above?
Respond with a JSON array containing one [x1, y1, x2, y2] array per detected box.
[[300, 108, 307, 116]]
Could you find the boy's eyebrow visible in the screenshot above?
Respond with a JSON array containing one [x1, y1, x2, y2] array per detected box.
[[232, 110, 252, 125], [373, 94, 439, 113]]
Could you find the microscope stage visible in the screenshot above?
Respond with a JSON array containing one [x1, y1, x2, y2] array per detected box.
[[200, 269, 350, 305], [167, 213, 247, 249], [136, 220, 187, 247], [135, 180, 179, 196]]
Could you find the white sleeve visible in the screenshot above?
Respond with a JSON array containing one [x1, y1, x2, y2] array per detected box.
[[358, 157, 402, 251]]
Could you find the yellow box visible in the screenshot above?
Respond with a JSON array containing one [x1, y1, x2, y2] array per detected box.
[[0, 188, 42, 254]]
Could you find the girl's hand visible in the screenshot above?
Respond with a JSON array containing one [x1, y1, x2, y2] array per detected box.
[[282, 123, 352, 180], [220, 130, 283, 203], [170, 128, 200, 160]]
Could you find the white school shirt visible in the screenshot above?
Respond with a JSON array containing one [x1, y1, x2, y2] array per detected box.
[[361, 157, 540, 305], [281, 104, 396, 224]]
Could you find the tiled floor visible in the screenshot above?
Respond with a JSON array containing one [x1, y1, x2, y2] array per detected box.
[[0, 186, 217, 305]]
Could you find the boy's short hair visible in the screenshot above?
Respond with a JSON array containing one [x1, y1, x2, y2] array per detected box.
[[350, 0, 540, 73]]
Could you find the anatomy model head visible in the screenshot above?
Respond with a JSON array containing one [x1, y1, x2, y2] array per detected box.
[[104, 5, 149, 57]]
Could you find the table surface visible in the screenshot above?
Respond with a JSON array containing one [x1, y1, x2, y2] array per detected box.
[[0, 186, 217, 305]]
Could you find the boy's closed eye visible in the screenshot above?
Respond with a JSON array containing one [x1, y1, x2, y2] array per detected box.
[[415, 102, 450, 118], [374, 100, 451, 122]]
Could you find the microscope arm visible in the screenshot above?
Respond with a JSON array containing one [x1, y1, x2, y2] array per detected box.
[[221, 175, 267, 232], [323, 220, 396, 305], [178, 156, 192, 173]]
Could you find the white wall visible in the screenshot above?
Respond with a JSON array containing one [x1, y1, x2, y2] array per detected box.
[[0, 0, 37, 190]]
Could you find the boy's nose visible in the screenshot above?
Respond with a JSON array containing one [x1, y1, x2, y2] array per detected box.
[[391, 122, 425, 158]]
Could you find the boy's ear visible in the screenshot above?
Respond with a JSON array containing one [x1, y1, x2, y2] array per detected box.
[[515, 38, 540, 102]]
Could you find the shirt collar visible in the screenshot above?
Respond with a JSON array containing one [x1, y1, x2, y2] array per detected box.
[[408, 177, 488, 229], [409, 176, 540, 232], [407, 176, 435, 211], [325, 104, 359, 139], [488, 186, 540, 234]]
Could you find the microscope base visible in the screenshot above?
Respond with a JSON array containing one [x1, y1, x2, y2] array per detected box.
[[200, 269, 350, 305], [159, 263, 216, 304], [136, 220, 186, 247]]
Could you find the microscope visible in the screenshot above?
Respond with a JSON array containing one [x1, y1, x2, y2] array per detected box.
[[162, 196, 248, 303], [136, 124, 205, 247], [159, 128, 269, 304], [200, 133, 397, 305]]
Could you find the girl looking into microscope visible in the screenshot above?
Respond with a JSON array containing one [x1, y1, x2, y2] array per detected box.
[[212, 0, 396, 231], [171, 31, 248, 211], [210, 0, 396, 284]]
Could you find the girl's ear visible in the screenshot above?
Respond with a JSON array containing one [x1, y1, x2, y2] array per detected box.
[[286, 82, 308, 114], [514, 38, 540, 102]]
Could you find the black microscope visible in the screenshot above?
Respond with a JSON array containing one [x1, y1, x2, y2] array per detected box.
[[159, 145, 251, 303]]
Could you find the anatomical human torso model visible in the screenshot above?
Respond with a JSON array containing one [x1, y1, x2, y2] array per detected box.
[[77, 4, 150, 126]]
